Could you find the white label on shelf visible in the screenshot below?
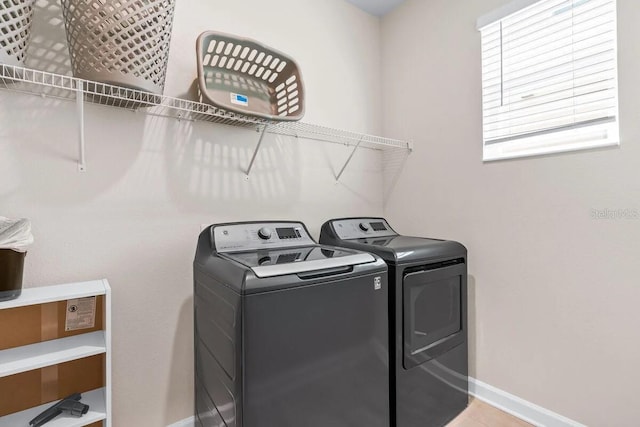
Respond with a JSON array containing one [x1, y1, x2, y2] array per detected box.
[[65, 297, 96, 331], [230, 93, 249, 106]]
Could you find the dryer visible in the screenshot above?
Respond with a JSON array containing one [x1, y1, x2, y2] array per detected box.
[[320, 218, 468, 427], [194, 221, 390, 427]]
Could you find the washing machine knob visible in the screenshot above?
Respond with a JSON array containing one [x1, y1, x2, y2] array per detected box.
[[359, 222, 370, 231], [258, 256, 272, 265], [258, 227, 272, 240]]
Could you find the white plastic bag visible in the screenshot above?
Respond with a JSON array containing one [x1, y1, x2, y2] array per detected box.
[[0, 217, 34, 252]]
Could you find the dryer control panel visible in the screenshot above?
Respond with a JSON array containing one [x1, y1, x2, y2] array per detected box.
[[212, 222, 316, 253], [330, 218, 397, 240]]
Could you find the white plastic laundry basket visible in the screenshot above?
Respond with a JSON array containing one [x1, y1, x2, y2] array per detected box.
[[196, 31, 305, 121], [60, 0, 176, 95], [0, 0, 36, 67]]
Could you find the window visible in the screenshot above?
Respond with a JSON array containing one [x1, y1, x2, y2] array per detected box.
[[477, 0, 619, 161]]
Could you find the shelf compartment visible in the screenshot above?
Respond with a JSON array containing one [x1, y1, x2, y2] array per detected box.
[[0, 354, 105, 417], [0, 387, 106, 427], [0, 331, 106, 378], [0, 295, 105, 352]]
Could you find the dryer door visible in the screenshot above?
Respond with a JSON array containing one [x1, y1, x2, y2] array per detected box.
[[402, 262, 466, 369]]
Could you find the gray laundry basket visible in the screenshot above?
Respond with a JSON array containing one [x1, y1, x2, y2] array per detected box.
[[196, 31, 305, 121], [60, 0, 176, 95], [0, 0, 36, 67]]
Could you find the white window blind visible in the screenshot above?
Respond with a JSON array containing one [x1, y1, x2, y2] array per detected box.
[[478, 0, 619, 161]]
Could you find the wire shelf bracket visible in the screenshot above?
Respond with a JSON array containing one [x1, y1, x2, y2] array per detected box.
[[245, 125, 269, 178], [76, 81, 86, 172], [335, 136, 364, 182]]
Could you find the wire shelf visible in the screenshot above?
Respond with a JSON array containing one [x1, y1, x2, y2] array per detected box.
[[0, 64, 411, 152]]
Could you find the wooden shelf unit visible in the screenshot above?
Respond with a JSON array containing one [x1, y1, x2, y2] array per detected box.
[[0, 280, 111, 427]]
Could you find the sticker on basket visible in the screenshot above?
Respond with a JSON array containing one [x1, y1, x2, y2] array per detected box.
[[65, 296, 97, 331], [230, 93, 249, 107]]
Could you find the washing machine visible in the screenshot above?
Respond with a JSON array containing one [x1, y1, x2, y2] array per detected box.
[[320, 218, 468, 427], [194, 221, 390, 427]]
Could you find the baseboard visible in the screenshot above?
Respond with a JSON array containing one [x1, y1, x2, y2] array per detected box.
[[167, 416, 195, 427], [168, 379, 585, 427], [469, 377, 586, 427]]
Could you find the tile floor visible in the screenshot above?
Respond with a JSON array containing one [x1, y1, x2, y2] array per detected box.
[[446, 399, 534, 427]]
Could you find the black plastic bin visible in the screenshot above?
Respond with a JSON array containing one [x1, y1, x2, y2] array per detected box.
[[0, 248, 26, 301]]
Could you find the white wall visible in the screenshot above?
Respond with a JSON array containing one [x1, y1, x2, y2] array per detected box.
[[0, 0, 385, 425], [382, 1, 640, 426]]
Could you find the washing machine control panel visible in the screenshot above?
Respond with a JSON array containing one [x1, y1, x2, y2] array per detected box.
[[331, 218, 397, 240], [213, 222, 315, 253]]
